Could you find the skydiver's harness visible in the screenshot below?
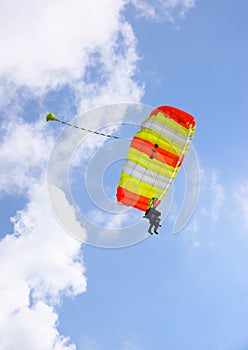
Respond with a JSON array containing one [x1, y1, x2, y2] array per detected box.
[[144, 208, 161, 222], [143, 197, 162, 234]]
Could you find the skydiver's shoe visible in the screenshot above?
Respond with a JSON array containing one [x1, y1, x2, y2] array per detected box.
[[154, 231, 159, 234], [148, 230, 153, 235]]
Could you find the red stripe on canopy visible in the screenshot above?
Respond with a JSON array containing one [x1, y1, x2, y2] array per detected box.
[[149, 106, 196, 129], [116, 186, 161, 211], [130, 136, 183, 168]]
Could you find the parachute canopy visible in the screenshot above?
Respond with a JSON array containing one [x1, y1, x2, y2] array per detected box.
[[116, 106, 196, 212]]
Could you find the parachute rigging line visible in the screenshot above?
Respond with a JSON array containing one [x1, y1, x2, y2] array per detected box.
[[46, 112, 131, 141]]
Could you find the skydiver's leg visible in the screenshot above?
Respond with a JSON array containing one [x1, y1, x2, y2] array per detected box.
[[148, 223, 154, 235], [153, 219, 160, 234]]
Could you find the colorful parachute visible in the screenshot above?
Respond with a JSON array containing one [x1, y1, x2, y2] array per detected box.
[[116, 106, 196, 211]]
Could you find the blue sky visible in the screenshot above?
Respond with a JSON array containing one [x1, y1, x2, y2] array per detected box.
[[0, 1, 247, 349]]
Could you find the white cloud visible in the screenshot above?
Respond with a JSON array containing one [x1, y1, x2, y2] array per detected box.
[[0, 0, 196, 105], [0, 119, 86, 349], [0, 0, 144, 119], [0, 183, 86, 349], [0, 118, 53, 195], [72, 20, 144, 112], [48, 184, 87, 243], [130, 0, 196, 21], [0, 0, 127, 88], [86, 208, 130, 229], [0, 301, 76, 350]]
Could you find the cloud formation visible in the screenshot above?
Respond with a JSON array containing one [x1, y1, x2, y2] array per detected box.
[[130, 0, 196, 21], [0, 118, 86, 349], [0, 0, 197, 348], [0, 0, 126, 88], [0, 0, 196, 102], [0, 118, 53, 194], [0, 0, 142, 346]]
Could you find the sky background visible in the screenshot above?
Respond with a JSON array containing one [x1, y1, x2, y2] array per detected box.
[[0, 1, 247, 349]]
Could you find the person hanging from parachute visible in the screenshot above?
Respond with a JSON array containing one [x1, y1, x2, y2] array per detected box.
[[143, 197, 162, 235], [46, 105, 196, 236]]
